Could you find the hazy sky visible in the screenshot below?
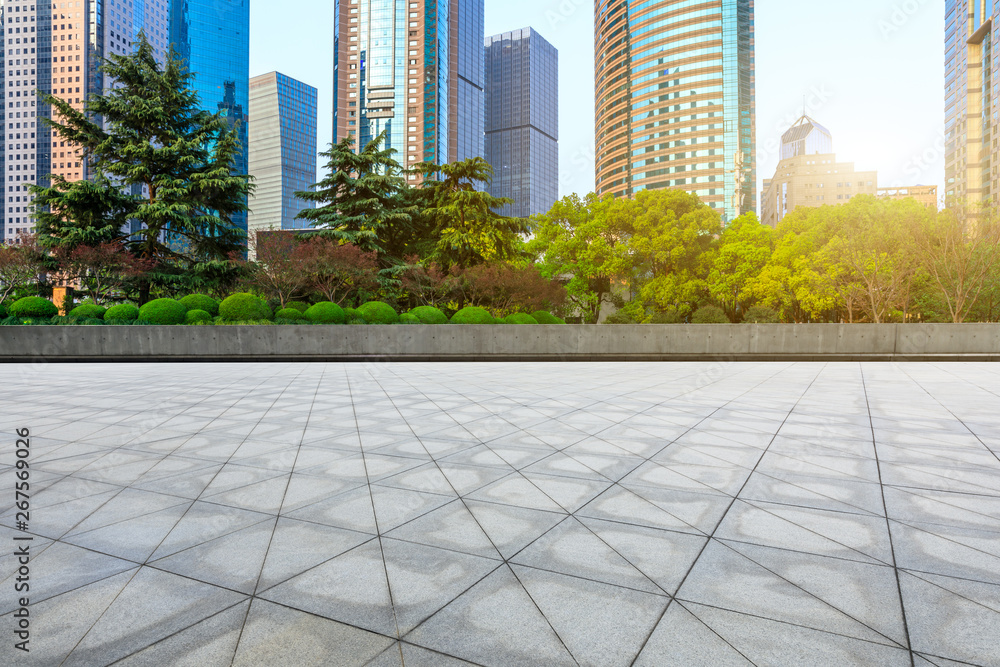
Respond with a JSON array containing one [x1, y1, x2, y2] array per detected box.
[[249, 0, 945, 202]]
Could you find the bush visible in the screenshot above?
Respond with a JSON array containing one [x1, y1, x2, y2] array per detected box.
[[357, 301, 399, 324], [743, 305, 781, 324], [531, 310, 564, 324], [185, 309, 213, 324], [9, 296, 58, 318], [603, 310, 636, 324], [105, 303, 140, 322], [399, 313, 421, 324], [504, 313, 539, 325], [304, 301, 346, 324], [409, 305, 449, 325], [219, 293, 272, 321], [179, 294, 220, 316], [649, 309, 683, 324], [343, 308, 366, 324], [69, 303, 106, 320], [79, 317, 104, 325], [451, 306, 495, 324], [0, 303, 6, 318], [691, 305, 729, 324], [286, 302, 310, 313], [138, 298, 188, 325], [276, 307, 308, 321]]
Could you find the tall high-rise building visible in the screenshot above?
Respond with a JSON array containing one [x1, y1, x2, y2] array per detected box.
[[2, 0, 168, 242], [332, 0, 484, 180], [170, 0, 249, 233], [484, 27, 558, 219], [594, 0, 755, 222], [944, 0, 996, 210], [248, 72, 318, 234]]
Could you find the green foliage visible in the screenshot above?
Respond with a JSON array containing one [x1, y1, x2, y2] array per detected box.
[[79, 318, 105, 325], [450, 306, 495, 324], [343, 308, 366, 324], [603, 310, 637, 324], [742, 305, 781, 324], [68, 304, 107, 320], [0, 302, 6, 318], [409, 305, 449, 325], [357, 301, 399, 324], [649, 309, 684, 324], [219, 293, 273, 321], [304, 301, 346, 324], [179, 294, 220, 316], [531, 310, 564, 324], [286, 302, 310, 313], [184, 309, 213, 324], [9, 297, 58, 318], [104, 303, 140, 322], [275, 307, 308, 321], [691, 305, 729, 324], [138, 298, 188, 325], [399, 313, 421, 324], [503, 313, 539, 325]]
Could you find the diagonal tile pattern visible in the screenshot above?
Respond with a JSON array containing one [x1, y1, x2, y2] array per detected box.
[[0, 362, 999, 665]]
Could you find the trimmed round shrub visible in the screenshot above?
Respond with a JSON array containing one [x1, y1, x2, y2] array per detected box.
[[357, 301, 399, 325], [286, 302, 310, 313], [219, 293, 272, 321], [105, 303, 140, 322], [649, 310, 683, 324], [138, 298, 188, 325], [69, 304, 106, 320], [531, 310, 564, 325], [409, 305, 449, 325], [276, 307, 307, 321], [179, 293, 220, 316], [743, 305, 781, 324], [343, 308, 366, 324], [604, 310, 636, 324], [691, 305, 729, 324], [399, 312, 421, 324], [504, 313, 539, 325], [450, 306, 495, 324], [185, 309, 213, 324], [9, 296, 58, 319], [304, 301, 346, 324]]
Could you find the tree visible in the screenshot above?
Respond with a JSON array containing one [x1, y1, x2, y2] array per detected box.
[[0, 235, 43, 303], [708, 212, 773, 321], [451, 263, 566, 316], [411, 157, 525, 269], [295, 131, 416, 260], [298, 237, 380, 305], [59, 242, 155, 304], [247, 231, 309, 308], [32, 173, 136, 253], [31, 32, 252, 302]]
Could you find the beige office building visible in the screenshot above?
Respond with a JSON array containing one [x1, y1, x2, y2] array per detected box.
[[877, 185, 939, 210]]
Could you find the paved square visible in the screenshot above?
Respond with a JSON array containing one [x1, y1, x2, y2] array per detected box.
[[2, 362, 999, 666]]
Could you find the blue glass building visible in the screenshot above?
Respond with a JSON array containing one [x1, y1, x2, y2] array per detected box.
[[170, 0, 250, 234], [333, 0, 483, 176], [248, 72, 318, 233], [484, 28, 558, 219]]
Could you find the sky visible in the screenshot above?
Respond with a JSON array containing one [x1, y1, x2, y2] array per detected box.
[[249, 0, 946, 204]]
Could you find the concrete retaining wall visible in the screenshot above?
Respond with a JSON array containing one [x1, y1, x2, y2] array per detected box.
[[1, 324, 999, 362]]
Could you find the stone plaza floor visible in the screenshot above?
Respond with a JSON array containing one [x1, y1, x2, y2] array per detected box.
[[1, 362, 999, 666]]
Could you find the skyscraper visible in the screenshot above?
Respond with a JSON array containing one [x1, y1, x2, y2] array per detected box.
[[594, 0, 755, 222], [248, 72, 318, 234], [170, 0, 250, 233], [944, 0, 995, 210], [2, 0, 169, 242], [484, 28, 558, 219], [332, 0, 484, 179]]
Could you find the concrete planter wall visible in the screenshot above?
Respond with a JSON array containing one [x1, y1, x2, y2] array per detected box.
[[1, 324, 999, 362]]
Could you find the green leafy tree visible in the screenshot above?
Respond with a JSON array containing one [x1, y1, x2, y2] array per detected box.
[[31, 32, 251, 302], [708, 212, 773, 321], [295, 131, 417, 260], [411, 157, 524, 269], [32, 173, 136, 252]]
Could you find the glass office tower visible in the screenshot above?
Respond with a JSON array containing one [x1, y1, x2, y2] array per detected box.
[[248, 72, 318, 233], [594, 0, 755, 222], [333, 0, 484, 178], [484, 28, 558, 218], [170, 0, 250, 234]]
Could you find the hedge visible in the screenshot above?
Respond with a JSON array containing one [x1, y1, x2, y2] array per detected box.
[[399, 312, 421, 324], [531, 310, 564, 325], [138, 298, 188, 325], [691, 305, 729, 324], [286, 302, 310, 313], [219, 293, 272, 321], [104, 303, 140, 322], [9, 297, 58, 318], [179, 294, 220, 316], [344, 308, 366, 324], [357, 301, 399, 324], [450, 306, 495, 324], [276, 307, 308, 321], [185, 309, 213, 324], [504, 313, 539, 325], [409, 305, 448, 325], [304, 301, 346, 324], [69, 304, 106, 320]]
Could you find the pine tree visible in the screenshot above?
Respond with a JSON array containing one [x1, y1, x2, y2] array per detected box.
[[30, 32, 251, 299]]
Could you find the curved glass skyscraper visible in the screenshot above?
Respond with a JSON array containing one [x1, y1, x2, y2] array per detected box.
[[594, 0, 755, 222]]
